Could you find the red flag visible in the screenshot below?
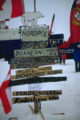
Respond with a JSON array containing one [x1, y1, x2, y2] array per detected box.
[[0, 67, 12, 114], [0, 0, 6, 10], [0, 0, 24, 21], [70, 0, 80, 43], [58, 0, 80, 49]]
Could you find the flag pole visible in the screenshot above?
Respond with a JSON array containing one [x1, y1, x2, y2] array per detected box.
[[34, 0, 36, 12]]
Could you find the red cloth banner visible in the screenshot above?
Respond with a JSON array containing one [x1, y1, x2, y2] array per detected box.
[[0, 0, 24, 21], [0, 68, 12, 114], [58, 0, 80, 49]]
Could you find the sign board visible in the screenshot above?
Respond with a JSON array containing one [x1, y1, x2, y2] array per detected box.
[[14, 47, 58, 58], [10, 56, 59, 69], [13, 90, 62, 96], [16, 66, 52, 75], [13, 95, 59, 104], [21, 41, 48, 49], [11, 69, 62, 79], [21, 26, 49, 41], [9, 76, 67, 86]]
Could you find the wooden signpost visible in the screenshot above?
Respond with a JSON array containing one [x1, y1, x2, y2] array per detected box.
[[14, 47, 58, 58], [9, 14, 67, 115], [12, 90, 62, 113]]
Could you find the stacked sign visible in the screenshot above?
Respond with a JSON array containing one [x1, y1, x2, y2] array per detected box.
[[9, 25, 67, 114], [10, 25, 59, 69]]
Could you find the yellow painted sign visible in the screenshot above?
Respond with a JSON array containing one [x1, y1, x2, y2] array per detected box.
[[13, 95, 59, 103], [16, 66, 52, 75], [11, 69, 62, 80]]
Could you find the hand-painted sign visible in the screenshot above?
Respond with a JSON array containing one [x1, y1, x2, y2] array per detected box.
[[13, 95, 59, 104], [16, 66, 52, 75], [21, 41, 48, 49], [21, 26, 49, 41], [11, 69, 62, 79], [13, 90, 62, 96], [14, 47, 58, 57]]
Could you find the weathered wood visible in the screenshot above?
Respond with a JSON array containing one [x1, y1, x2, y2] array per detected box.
[[11, 69, 62, 79], [10, 56, 59, 69], [13, 95, 59, 104], [12, 90, 62, 96], [10, 56, 58, 64], [14, 47, 58, 58], [9, 76, 67, 86], [21, 41, 48, 49], [21, 26, 49, 41], [16, 66, 52, 75]]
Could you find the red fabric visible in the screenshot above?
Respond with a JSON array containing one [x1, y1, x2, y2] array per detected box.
[[11, 0, 24, 18], [0, 68, 12, 114], [0, 0, 6, 10], [58, 36, 72, 50], [62, 53, 67, 60], [58, 0, 80, 50]]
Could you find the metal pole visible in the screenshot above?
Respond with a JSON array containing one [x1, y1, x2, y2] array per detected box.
[[34, 0, 36, 12]]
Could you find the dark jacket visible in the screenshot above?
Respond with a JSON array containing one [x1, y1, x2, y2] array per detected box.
[[73, 47, 80, 61]]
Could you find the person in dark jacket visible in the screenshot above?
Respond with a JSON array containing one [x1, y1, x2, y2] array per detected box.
[[73, 45, 80, 72]]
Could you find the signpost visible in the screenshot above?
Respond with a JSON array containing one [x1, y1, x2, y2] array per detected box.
[[12, 90, 62, 113]]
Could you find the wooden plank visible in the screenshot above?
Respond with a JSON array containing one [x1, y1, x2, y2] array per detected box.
[[11, 61, 59, 69], [12, 90, 62, 96], [16, 66, 52, 75], [21, 41, 48, 49], [14, 47, 58, 58], [10, 56, 59, 69], [21, 26, 49, 41], [10, 56, 58, 64], [13, 95, 59, 104], [9, 76, 67, 86], [11, 69, 62, 79]]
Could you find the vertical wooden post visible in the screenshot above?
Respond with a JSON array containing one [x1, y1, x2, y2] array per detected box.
[[34, 0, 36, 12], [34, 94, 41, 113], [34, 100, 39, 113]]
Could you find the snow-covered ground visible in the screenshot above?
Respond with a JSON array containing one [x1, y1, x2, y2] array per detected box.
[[0, 59, 80, 120]]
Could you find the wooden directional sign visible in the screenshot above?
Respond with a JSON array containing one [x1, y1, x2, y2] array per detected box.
[[10, 56, 59, 69], [10, 56, 58, 64], [9, 76, 67, 86], [11, 61, 59, 69], [13, 95, 59, 104], [16, 66, 52, 75], [11, 69, 62, 80], [21, 41, 48, 49], [14, 47, 58, 58], [13, 90, 62, 96], [21, 26, 49, 41]]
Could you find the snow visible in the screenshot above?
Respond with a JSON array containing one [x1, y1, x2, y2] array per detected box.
[[0, 59, 80, 120]]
